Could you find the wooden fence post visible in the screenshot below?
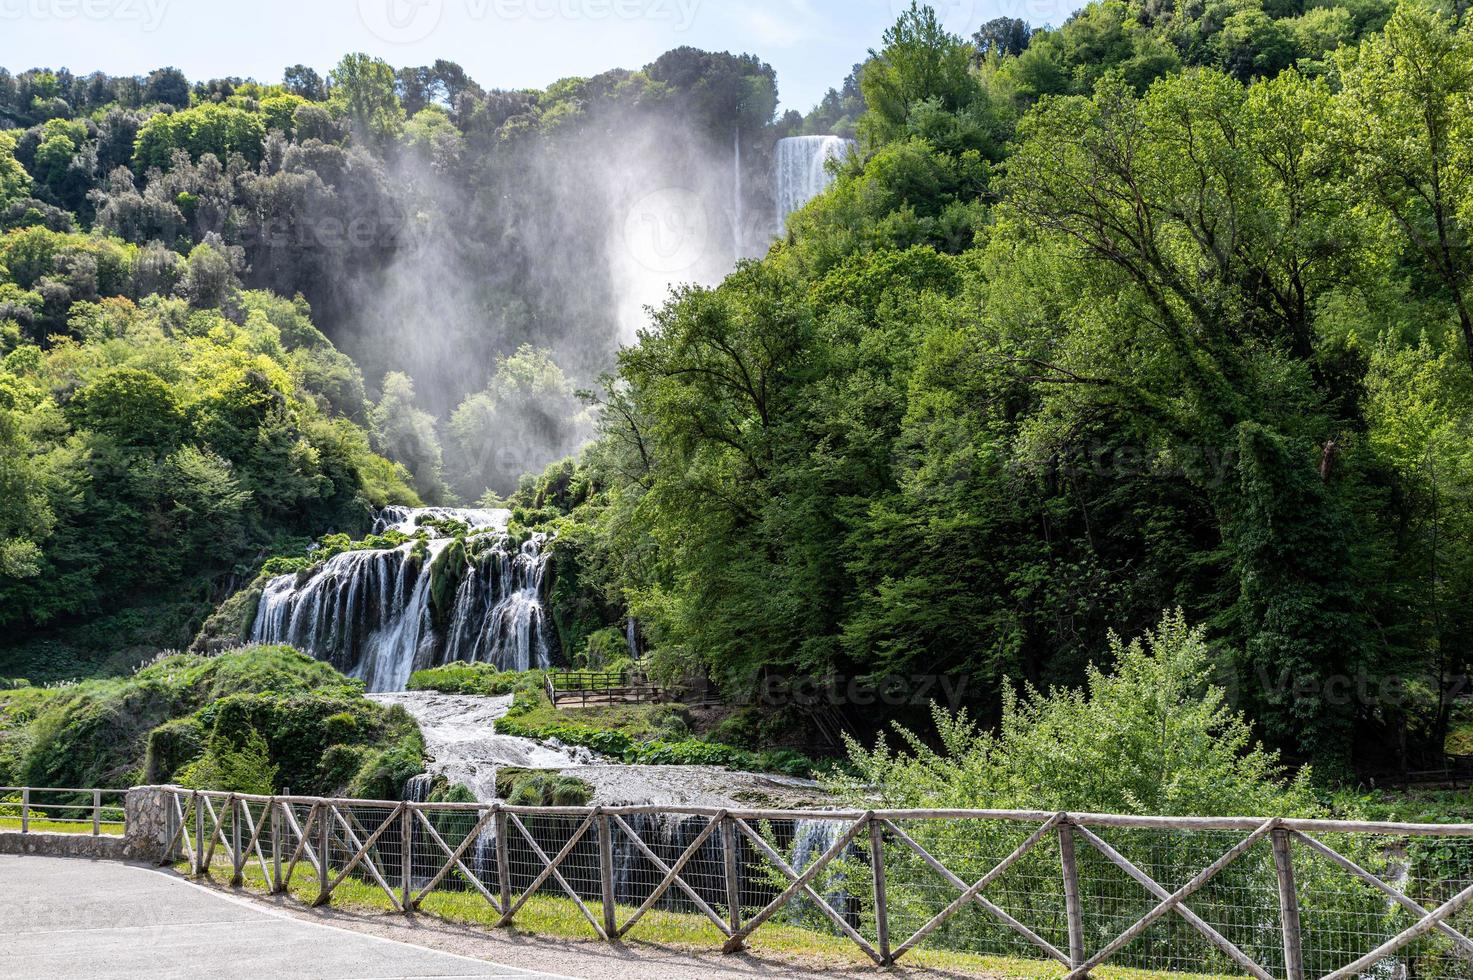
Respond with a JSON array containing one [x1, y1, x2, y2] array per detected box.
[[1273, 827, 1304, 980], [19, 787, 28, 834], [495, 807, 511, 919], [869, 814, 891, 965], [270, 800, 282, 893], [316, 803, 332, 905], [1058, 820, 1087, 972], [193, 792, 204, 875], [401, 803, 414, 913], [92, 789, 102, 836], [597, 809, 617, 938], [230, 796, 244, 885], [164, 790, 176, 862], [722, 815, 743, 938]]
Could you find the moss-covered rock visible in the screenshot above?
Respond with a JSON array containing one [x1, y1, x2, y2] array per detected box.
[[408, 662, 543, 696], [427, 537, 468, 632], [495, 768, 593, 806], [190, 575, 267, 653], [2, 645, 425, 795]]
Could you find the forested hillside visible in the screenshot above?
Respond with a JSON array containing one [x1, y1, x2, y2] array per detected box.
[[542, 0, 1473, 778], [0, 46, 782, 674], [3, 0, 1472, 780]]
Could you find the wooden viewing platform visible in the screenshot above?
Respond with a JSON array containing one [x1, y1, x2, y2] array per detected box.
[[544, 669, 672, 708]]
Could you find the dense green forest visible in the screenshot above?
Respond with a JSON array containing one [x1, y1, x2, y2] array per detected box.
[[547, 0, 1473, 779], [2, 0, 1472, 787]]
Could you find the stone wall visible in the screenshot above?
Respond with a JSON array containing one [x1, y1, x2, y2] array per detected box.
[[0, 830, 132, 860], [123, 785, 180, 863]]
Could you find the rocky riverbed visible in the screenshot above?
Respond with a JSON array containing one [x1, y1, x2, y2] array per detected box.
[[370, 690, 831, 808]]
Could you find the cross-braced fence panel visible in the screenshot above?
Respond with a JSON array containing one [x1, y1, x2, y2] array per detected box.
[[608, 810, 732, 940], [1291, 830, 1473, 980], [154, 791, 1473, 979], [879, 815, 1068, 965], [1067, 824, 1285, 978]]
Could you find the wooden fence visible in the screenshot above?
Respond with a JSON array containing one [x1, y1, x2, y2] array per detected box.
[[544, 670, 670, 707], [0, 786, 127, 835], [154, 787, 1473, 979]]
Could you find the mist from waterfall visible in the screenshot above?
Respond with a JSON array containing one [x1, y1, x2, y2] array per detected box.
[[774, 135, 855, 233], [251, 507, 557, 692]]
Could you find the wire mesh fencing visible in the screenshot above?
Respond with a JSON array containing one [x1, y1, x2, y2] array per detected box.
[[159, 789, 1473, 979]]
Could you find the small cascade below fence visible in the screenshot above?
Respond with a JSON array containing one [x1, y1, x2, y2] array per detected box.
[[404, 772, 434, 803], [789, 819, 853, 926], [774, 135, 855, 232], [251, 506, 558, 692]]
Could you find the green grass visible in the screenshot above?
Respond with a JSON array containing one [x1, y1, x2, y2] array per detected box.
[[0, 817, 123, 834], [512, 692, 670, 739], [181, 853, 1232, 980]]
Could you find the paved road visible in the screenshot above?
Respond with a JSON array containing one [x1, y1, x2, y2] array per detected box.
[[0, 854, 575, 980]]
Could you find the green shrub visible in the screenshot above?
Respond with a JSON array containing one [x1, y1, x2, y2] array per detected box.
[[407, 662, 543, 697], [495, 769, 593, 806], [346, 725, 426, 800], [142, 716, 206, 784], [6, 646, 422, 795], [839, 611, 1315, 815], [318, 744, 371, 792], [177, 728, 278, 795]]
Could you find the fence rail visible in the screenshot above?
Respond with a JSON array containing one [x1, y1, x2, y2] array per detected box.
[[0, 786, 127, 836], [544, 670, 670, 707], [154, 787, 1473, 978]]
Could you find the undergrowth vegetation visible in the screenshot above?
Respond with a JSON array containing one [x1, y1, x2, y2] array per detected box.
[[0, 646, 422, 797]]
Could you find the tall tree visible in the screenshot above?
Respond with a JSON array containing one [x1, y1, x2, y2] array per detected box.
[[1334, 2, 1473, 371], [329, 54, 404, 143]]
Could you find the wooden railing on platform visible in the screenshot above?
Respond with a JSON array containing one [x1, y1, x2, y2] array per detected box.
[[545, 669, 671, 707]]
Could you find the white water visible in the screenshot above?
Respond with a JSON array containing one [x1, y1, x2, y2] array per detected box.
[[370, 690, 593, 800], [251, 507, 557, 691], [372, 505, 511, 535], [790, 819, 852, 925], [774, 135, 855, 232]]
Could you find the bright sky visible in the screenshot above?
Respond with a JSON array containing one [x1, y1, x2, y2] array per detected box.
[[0, 0, 1081, 113]]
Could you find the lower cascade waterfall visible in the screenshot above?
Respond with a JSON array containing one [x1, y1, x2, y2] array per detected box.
[[774, 135, 855, 232], [251, 507, 558, 692]]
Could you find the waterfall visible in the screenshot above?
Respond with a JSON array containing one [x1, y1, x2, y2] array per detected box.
[[774, 135, 855, 233], [251, 507, 558, 692], [404, 773, 434, 803], [790, 819, 852, 925], [733, 125, 744, 257]]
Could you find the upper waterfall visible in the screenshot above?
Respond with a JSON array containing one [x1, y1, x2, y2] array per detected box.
[[250, 506, 558, 692], [774, 135, 855, 232]]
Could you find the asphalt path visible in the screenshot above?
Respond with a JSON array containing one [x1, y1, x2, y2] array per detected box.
[[0, 854, 576, 980]]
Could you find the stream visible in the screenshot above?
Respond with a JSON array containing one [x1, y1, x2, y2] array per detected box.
[[369, 689, 829, 809]]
